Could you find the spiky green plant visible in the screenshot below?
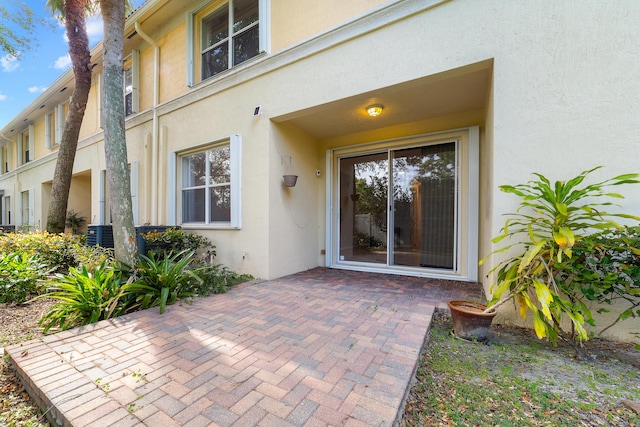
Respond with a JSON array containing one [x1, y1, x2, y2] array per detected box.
[[38, 262, 126, 332], [121, 251, 200, 314]]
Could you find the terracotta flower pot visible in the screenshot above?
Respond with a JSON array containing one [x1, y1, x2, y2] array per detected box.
[[448, 300, 496, 342]]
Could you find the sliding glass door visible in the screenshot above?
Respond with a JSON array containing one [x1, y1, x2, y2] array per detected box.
[[337, 141, 457, 271], [338, 153, 389, 264]]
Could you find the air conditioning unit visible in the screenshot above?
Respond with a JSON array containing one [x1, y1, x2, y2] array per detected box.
[[87, 225, 114, 248]]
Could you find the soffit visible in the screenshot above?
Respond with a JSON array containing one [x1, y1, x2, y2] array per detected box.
[[273, 61, 492, 141]]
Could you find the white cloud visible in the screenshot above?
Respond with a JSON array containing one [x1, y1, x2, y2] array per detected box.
[[86, 16, 104, 45], [54, 54, 71, 70], [1, 54, 20, 72], [63, 16, 104, 47], [0, 93, 7, 101], [28, 86, 47, 94]]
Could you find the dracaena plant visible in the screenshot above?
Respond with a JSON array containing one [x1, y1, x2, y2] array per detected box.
[[481, 167, 640, 346]]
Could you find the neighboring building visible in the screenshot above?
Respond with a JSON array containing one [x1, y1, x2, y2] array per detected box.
[[0, 1, 638, 340]]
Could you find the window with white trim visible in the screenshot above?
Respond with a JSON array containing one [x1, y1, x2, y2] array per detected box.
[[18, 126, 34, 165], [98, 162, 139, 225], [45, 111, 55, 149], [0, 145, 8, 174], [124, 66, 133, 116], [55, 103, 66, 143], [188, 0, 265, 85], [3, 196, 10, 225], [177, 136, 241, 227], [19, 190, 34, 227], [123, 51, 139, 117]]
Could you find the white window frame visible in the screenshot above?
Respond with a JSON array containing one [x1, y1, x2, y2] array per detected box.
[[123, 50, 140, 116], [325, 126, 479, 281], [18, 189, 34, 227], [99, 162, 139, 225], [2, 195, 10, 225], [18, 126, 34, 165], [45, 107, 63, 149], [186, 0, 268, 86], [55, 103, 66, 143], [0, 146, 5, 174], [130, 161, 139, 225], [171, 134, 241, 229], [45, 112, 53, 149]]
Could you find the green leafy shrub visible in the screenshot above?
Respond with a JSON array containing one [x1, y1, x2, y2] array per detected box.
[[37, 262, 126, 332], [72, 244, 116, 272], [187, 264, 253, 296], [140, 227, 216, 262], [0, 232, 87, 274], [0, 252, 50, 303], [557, 226, 640, 334], [121, 251, 199, 314]]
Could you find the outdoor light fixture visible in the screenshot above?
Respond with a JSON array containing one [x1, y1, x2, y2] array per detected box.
[[366, 104, 384, 117]]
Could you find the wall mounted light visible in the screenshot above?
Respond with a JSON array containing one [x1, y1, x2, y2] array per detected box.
[[366, 104, 384, 117], [281, 155, 298, 187]]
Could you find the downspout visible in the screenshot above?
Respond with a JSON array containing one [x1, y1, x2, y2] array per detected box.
[[0, 133, 13, 145], [134, 22, 159, 225]]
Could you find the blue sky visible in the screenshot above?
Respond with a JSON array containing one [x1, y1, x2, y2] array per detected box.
[[0, 0, 142, 130]]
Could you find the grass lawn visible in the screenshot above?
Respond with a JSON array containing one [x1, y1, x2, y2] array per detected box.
[[402, 312, 640, 426]]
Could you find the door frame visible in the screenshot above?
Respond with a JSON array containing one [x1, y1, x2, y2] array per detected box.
[[325, 126, 479, 281]]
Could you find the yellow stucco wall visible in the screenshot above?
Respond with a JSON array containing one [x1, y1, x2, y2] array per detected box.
[[33, 119, 46, 160], [139, 44, 154, 111], [79, 78, 101, 140], [159, 23, 187, 103], [270, 0, 389, 52]]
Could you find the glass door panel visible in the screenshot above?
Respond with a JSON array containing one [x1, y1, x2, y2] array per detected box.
[[392, 142, 456, 269], [339, 153, 388, 264]]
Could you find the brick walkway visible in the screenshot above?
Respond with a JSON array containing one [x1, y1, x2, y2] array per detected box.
[[6, 268, 483, 427]]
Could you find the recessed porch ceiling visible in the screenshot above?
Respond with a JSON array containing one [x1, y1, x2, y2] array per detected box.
[[272, 60, 493, 140]]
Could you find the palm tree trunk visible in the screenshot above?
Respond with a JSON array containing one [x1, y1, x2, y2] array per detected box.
[[46, 0, 92, 233], [101, 0, 137, 265]]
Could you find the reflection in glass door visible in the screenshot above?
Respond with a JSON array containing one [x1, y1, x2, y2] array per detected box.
[[392, 143, 456, 269], [339, 153, 388, 264], [338, 141, 457, 271]]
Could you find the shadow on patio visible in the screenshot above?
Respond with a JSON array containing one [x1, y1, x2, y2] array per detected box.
[[6, 268, 483, 427]]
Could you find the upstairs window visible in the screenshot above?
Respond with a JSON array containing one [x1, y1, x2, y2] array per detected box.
[[45, 109, 61, 149], [124, 66, 133, 116], [18, 126, 34, 165], [0, 146, 8, 173], [123, 51, 139, 117], [188, 0, 266, 86], [22, 131, 29, 163]]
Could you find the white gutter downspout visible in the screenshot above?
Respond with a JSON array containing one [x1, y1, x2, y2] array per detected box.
[[134, 21, 159, 225]]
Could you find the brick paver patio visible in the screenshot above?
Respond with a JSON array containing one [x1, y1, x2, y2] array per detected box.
[[6, 268, 483, 427]]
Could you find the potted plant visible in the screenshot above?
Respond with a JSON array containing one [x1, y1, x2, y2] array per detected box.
[[451, 167, 640, 345], [448, 299, 496, 341], [66, 210, 87, 235]]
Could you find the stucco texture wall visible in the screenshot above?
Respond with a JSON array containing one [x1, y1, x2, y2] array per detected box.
[[250, 0, 640, 340]]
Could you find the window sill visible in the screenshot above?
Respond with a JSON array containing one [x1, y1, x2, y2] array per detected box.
[[181, 223, 240, 231]]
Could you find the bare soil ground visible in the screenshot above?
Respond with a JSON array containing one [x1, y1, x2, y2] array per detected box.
[[0, 299, 55, 427]]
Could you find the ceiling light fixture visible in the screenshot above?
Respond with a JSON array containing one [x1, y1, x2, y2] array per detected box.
[[366, 104, 384, 117]]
